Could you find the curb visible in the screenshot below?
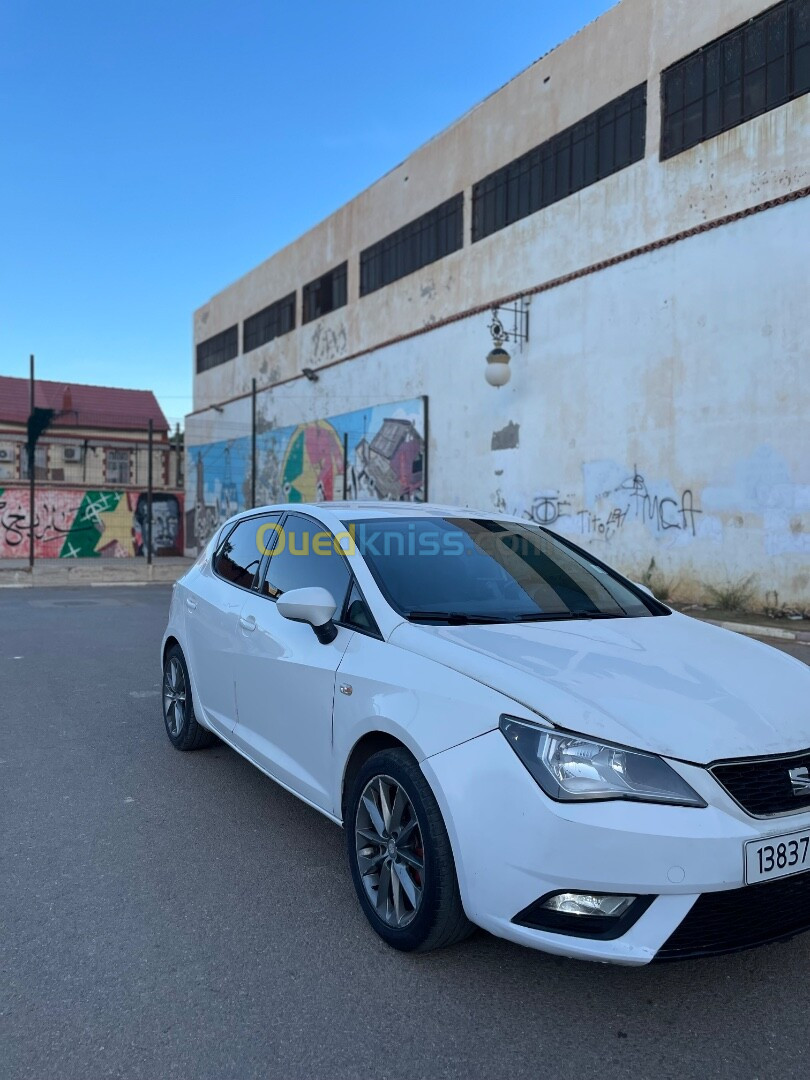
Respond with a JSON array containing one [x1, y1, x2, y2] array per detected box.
[[704, 618, 810, 644]]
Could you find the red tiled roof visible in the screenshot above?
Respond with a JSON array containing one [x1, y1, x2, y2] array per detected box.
[[0, 376, 169, 432]]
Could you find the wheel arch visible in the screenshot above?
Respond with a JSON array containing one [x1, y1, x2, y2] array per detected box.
[[162, 635, 181, 667], [341, 731, 412, 820]]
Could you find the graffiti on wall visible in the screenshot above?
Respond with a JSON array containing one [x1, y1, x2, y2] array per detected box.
[[0, 488, 184, 558], [495, 462, 703, 545], [187, 397, 425, 551]]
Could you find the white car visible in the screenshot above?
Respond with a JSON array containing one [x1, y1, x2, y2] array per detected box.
[[161, 502, 810, 964]]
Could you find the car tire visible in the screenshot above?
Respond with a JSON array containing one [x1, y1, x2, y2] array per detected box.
[[162, 644, 216, 751], [346, 747, 473, 952]]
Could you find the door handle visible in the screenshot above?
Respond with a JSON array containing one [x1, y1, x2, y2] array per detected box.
[[186, 597, 197, 612], [239, 614, 257, 632]]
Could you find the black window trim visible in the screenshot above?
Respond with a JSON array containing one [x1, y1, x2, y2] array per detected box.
[[243, 291, 297, 355]]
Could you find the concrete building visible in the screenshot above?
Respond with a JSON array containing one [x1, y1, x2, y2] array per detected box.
[[0, 376, 184, 558], [186, 0, 810, 606]]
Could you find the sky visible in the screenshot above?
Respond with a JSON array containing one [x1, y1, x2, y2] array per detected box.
[[0, 0, 612, 430]]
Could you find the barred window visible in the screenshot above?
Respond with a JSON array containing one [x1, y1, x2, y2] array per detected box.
[[106, 449, 130, 486], [661, 0, 810, 159], [243, 292, 296, 354], [360, 194, 464, 296], [472, 84, 646, 243], [196, 325, 239, 374], [302, 262, 348, 324]]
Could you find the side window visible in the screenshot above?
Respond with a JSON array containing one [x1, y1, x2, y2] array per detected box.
[[262, 514, 351, 609], [213, 517, 267, 589], [343, 581, 379, 636]]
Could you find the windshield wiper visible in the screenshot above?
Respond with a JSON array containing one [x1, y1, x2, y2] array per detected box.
[[513, 611, 627, 622], [405, 610, 508, 625]]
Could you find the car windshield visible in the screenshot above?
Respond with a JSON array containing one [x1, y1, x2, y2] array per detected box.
[[343, 516, 663, 623]]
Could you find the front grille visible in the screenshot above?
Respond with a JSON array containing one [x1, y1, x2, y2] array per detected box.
[[711, 749, 810, 817], [657, 870, 810, 960]]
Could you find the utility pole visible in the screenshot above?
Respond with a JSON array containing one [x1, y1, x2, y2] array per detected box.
[[28, 355, 34, 570], [147, 419, 153, 566], [251, 378, 257, 508]]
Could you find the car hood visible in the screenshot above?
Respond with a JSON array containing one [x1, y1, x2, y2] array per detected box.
[[389, 612, 810, 763]]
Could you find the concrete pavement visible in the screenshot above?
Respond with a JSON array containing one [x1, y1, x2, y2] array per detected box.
[[3, 585, 810, 1080]]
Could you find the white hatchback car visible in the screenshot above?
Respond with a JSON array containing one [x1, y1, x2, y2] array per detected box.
[[161, 503, 810, 964]]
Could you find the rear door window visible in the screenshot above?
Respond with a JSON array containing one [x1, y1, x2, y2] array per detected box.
[[214, 515, 278, 590]]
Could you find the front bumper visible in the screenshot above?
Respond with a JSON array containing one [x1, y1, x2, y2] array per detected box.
[[422, 729, 810, 965]]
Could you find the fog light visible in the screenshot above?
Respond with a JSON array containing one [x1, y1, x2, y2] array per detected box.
[[512, 891, 654, 939], [541, 893, 636, 918]]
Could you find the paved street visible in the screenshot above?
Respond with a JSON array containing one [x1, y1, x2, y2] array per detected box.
[[2, 586, 809, 1080]]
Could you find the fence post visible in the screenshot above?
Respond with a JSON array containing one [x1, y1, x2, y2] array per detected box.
[[251, 378, 257, 508], [147, 419, 153, 565], [28, 354, 35, 570], [343, 431, 348, 500]]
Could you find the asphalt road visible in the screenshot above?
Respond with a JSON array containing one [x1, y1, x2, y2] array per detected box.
[[2, 586, 809, 1080]]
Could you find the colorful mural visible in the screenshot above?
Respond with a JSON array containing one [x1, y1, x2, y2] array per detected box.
[[187, 397, 426, 551], [0, 488, 184, 558]]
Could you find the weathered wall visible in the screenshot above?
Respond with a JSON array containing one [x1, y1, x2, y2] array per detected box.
[[189, 0, 810, 604], [189, 196, 810, 604], [191, 0, 809, 414]]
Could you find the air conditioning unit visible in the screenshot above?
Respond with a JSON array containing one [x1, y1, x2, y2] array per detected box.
[[63, 446, 83, 462], [0, 445, 13, 462]]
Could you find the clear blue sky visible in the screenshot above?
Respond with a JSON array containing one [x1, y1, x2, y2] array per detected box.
[[0, 0, 611, 429]]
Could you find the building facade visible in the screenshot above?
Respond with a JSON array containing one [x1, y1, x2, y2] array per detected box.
[[0, 376, 184, 558], [187, 0, 810, 606]]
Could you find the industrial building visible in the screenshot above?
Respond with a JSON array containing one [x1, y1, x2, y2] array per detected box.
[[186, 0, 810, 605]]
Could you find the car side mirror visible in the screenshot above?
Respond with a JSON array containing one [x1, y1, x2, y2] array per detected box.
[[277, 586, 338, 644]]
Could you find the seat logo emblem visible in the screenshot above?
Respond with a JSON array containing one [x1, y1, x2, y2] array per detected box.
[[788, 766, 810, 795]]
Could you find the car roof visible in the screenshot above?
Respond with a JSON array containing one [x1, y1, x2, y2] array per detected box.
[[234, 501, 519, 523]]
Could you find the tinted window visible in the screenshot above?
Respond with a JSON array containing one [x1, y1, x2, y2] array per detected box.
[[344, 516, 661, 623], [262, 514, 351, 607], [342, 581, 379, 635], [214, 517, 265, 589]]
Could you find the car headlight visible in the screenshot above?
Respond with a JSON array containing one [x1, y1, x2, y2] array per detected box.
[[499, 716, 706, 807]]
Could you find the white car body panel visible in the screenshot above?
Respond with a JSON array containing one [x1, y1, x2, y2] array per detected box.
[[389, 614, 810, 763], [231, 591, 352, 812], [160, 501, 810, 964]]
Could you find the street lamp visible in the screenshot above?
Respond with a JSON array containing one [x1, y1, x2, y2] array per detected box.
[[484, 300, 530, 387]]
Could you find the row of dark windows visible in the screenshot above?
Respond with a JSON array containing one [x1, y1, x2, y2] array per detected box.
[[243, 292, 296, 354], [662, 0, 810, 158], [472, 83, 647, 243], [359, 194, 464, 296], [197, 1, 809, 375]]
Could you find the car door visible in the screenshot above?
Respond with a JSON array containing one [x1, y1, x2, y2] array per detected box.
[[230, 512, 354, 813], [185, 514, 277, 734]]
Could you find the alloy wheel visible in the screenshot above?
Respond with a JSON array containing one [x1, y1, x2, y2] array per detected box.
[[355, 774, 425, 928], [163, 656, 186, 737]]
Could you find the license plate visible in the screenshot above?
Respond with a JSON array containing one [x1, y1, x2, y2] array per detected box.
[[745, 828, 810, 884]]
